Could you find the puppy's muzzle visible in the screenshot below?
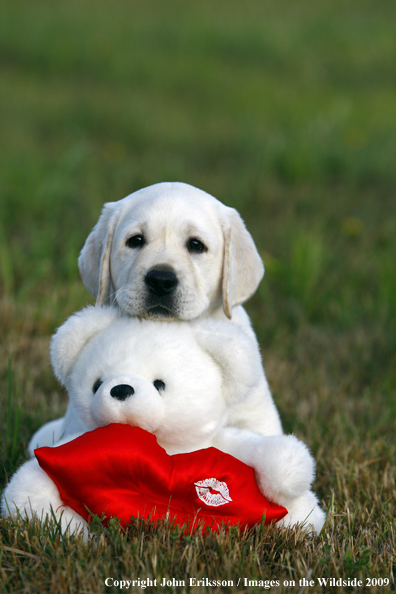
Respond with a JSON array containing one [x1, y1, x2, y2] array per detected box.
[[110, 384, 135, 401], [144, 269, 178, 297]]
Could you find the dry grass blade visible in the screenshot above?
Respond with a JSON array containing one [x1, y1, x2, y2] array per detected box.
[[2, 546, 40, 561]]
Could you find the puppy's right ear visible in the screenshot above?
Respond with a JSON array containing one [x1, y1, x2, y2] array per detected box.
[[220, 207, 264, 319], [50, 306, 119, 386], [78, 202, 117, 305]]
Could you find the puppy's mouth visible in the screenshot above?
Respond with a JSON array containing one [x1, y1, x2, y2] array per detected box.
[[142, 305, 179, 320]]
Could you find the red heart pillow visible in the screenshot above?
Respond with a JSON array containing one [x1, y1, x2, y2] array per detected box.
[[35, 424, 287, 531]]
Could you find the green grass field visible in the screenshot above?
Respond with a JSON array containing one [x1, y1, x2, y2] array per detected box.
[[0, 0, 395, 592]]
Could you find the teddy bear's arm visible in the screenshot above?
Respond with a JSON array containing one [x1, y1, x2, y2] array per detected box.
[[276, 489, 326, 533], [28, 417, 66, 456], [213, 427, 315, 507], [1, 458, 89, 539], [213, 427, 326, 533]]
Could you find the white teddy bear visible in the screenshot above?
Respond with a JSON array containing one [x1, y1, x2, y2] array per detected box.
[[2, 306, 325, 536]]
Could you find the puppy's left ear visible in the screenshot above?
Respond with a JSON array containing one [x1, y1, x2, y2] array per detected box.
[[221, 207, 264, 319], [78, 202, 117, 306], [193, 320, 263, 404]]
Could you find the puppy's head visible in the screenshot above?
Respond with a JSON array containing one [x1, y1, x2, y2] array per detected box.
[[78, 182, 264, 320]]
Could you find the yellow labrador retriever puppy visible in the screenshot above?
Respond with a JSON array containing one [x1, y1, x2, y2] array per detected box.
[[28, 182, 283, 454], [77, 182, 282, 438], [80, 182, 262, 324]]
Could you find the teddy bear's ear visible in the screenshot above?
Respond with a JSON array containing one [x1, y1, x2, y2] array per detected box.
[[78, 202, 118, 306], [220, 206, 264, 319], [193, 320, 263, 404], [50, 306, 119, 386]]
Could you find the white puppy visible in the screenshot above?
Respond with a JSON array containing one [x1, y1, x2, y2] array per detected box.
[[78, 182, 263, 324], [75, 181, 282, 437], [28, 181, 282, 453]]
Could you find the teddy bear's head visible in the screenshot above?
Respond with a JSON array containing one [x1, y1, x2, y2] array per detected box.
[[50, 306, 262, 453]]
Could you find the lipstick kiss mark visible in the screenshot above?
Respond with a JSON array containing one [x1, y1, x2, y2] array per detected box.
[[194, 478, 232, 507]]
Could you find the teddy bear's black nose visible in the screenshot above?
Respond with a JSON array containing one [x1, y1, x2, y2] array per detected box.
[[110, 384, 135, 401], [145, 270, 178, 297]]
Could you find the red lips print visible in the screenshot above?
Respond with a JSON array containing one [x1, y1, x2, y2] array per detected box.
[[35, 424, 287, 531]]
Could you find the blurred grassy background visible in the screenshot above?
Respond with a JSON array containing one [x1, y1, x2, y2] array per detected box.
[[1, 0, 395, 590]]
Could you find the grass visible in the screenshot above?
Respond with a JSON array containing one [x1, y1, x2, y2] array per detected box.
[[0, 0, 395, 591]]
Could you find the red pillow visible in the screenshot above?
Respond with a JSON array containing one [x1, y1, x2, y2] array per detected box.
[[35, 424, 287, 532]]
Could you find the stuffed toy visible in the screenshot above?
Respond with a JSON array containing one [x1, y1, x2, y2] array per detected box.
[[33, 424, 288, 533], [1, 306, 325, 537]]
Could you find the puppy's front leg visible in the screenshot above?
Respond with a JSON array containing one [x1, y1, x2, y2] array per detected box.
[[213, 427, 315, 508]]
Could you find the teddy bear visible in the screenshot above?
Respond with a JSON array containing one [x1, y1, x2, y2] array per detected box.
[[2, 306, 325, 536]]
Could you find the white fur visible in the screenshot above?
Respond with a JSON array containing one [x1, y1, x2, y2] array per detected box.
[[2, 456, 88, 539], [78, 182, 264, 321], [77, 181, 280, 436], [3, 306, 325, 536]]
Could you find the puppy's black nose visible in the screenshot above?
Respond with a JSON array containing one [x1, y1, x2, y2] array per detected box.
[[110, 384, 134, 401], [145, 270, 178, 297]]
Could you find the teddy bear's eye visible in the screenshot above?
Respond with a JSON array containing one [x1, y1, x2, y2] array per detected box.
[[153, 379, 165, 392], [92, 379, 103, 394]]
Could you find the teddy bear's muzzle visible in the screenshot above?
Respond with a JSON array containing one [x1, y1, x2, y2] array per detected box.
[[91, 375, 166, 435], [110, 384, 135, 401]]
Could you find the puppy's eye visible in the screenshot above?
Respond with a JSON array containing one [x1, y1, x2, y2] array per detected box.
[[126, 235, 145, 249], [92, 379, 103, 394], [153, 379, 166, 392], [187, 238, 206, 253]]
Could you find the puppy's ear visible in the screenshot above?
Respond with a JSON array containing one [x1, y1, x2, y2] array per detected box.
[[221, 207, 264, 319], [193, 319, 263, 404], [78, 202, 117, 305], [50, 306, 119, 386]]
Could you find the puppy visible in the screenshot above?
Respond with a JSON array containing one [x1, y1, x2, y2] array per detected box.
[[79, 182, 262, 323], [77, 182, 282, 437], [30, 183, 282, 450]]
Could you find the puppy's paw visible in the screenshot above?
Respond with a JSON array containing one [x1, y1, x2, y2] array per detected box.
[[253, 435, 315, 505]]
